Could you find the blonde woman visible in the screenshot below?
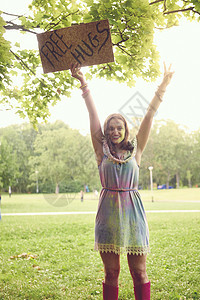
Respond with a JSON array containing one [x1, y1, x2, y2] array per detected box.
[[71, 63, 174, 300]]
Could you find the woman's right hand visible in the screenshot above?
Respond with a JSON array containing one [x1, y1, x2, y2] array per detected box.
[[70, 63, 85, 84]]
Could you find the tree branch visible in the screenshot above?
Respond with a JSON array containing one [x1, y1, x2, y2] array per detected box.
[[4, 21, 37, 34], [1, 11, 23, 18], [193, 9, 200, 16], [44, 10, 79, 31], [163, 6, 197, 15], [149, 1, 200, 16], [9, 50, 60, 93], [163, 0, 167, 12], [117, 45, 134, 57], [10, 50, 36, 76], [149, 0, 163, 6], [112, 37, 129, 46]]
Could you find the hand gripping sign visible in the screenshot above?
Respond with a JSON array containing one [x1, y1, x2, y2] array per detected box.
[[37, 19, 114, 73]]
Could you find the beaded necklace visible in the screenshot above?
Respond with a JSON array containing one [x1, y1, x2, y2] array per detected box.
[[103, 137, 137, 164]]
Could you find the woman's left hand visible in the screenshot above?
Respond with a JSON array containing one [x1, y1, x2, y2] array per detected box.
[[161, 62, 175, 88]]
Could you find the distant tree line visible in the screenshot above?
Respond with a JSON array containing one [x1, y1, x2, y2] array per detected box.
[[0, 120, 199, 193], [0, 121, 100, 194], [137, 120, 200, 189]]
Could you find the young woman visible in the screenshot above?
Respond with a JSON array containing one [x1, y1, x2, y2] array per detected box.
[[70, 63, 174, 300]]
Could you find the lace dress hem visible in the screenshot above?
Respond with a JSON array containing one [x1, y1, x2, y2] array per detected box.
[[94, 243, 150, 256]]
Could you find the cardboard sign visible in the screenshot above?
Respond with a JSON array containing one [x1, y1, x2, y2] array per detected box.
[[37, 19, 114, 73]]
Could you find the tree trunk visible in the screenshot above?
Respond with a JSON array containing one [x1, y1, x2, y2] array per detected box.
[[166, 171, 170, 189], [176, 172, 180, 189], [55, 183, 59, 194], [187, 170, 192, 188], [188, 178, 192, 188]]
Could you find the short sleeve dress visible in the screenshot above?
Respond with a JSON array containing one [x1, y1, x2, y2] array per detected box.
[[94, 137, 150, 255]]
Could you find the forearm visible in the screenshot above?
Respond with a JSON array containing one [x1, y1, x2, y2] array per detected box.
[[137, 82, 168, 152], [79, 79, 102, 139], [83, 90, 100, 120], [70, 63, 104, 150], [79, 78, 99, 117], [147, 82, 167, 117]]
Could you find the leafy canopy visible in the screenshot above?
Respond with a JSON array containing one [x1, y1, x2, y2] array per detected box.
[[0, 0, 200, 125]]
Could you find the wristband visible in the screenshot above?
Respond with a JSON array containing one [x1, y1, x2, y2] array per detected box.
[[79, 83, 88, 89], [155, 91, 163, 102], [82, 89, 90, 98]]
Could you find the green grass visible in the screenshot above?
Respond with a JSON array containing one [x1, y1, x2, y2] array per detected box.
[[141, 188, 200, 202], [0, 190, 200, 299], [1, 188, 200, 214]]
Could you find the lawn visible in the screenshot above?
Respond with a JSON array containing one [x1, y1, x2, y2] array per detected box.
[[1, 188, 200, 214], [0, 189, 200, 299]]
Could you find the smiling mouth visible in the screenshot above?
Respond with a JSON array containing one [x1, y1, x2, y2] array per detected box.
[[112, 136, 121, 142]]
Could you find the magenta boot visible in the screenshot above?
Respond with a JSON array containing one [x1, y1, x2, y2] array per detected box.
[[134, 281, 151, 300], [103, 282, 119, 300]]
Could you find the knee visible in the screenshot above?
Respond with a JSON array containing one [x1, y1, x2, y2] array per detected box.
[[105, 266, 120, 283], [130, 266, 148, 285]]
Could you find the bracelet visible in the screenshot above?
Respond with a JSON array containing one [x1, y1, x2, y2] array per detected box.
[[82, 89, 90, 98], [148, 104, 157, 113], [155, 91, 163, 102], [79, 83, 88, 89]]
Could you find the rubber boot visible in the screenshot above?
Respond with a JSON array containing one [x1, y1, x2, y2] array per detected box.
[[103, 281, 119, 300], [134, 281, 150, 300]]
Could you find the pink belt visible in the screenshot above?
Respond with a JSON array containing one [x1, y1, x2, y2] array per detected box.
[[102, 187, 138, 192]]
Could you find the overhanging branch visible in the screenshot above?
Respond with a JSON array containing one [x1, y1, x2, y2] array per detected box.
[[149, 0, 163, 5], [1, 11, 24, 18], [4, 21, 37, 34], [149, 0, 200, 16], [10, 50, 36, 76], [164, 6, 200, 16]]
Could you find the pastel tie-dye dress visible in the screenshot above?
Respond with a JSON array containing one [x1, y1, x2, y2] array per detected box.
[[94, 137, 150, 255]]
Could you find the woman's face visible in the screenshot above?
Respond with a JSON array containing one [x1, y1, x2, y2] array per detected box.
[[108, 118, 125, 145]]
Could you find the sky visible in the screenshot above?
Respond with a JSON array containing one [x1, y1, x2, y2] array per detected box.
[[1, 1, 200, 135]]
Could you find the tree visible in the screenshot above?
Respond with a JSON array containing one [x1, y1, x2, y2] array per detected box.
[[192, 129, 200, 186], [0, 137, 19, 190], [0, 124, 38, 192], [28, 122, 100, 193], [0, 121, 101, 193], [1, 0, 200, 125], [139, 119, 195, 188]]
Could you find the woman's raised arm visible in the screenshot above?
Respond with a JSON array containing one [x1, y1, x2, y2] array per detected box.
[[70, 63, 104, 165], [135, 63, 174, 166]]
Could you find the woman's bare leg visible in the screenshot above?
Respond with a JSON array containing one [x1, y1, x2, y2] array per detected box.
[[100, 252, 120, 287], [127, 254, 148, 286]]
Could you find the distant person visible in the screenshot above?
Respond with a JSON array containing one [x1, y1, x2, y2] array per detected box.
[[94, 189, 98, 199], [80, 190, 84, 202], [71, 63, 174, 300], [9, 186, 11, 198]]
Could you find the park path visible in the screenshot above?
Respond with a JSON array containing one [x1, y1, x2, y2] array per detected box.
[[1, 210, 200, 216]]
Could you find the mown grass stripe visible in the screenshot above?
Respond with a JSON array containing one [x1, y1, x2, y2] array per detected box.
[[2, 209, 200, 216]]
